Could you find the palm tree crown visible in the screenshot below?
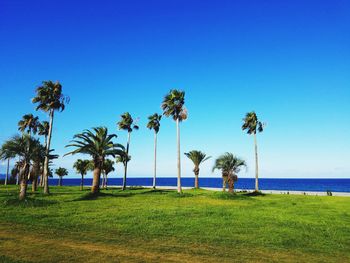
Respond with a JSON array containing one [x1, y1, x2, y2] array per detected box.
[[65, 127, 125, 163], [32, 81, 68, 112], [212, 153, 246, 175], [184, 150, 211, 168], [161, 89, 187, 121], [103, 159, 115, 175], [242, 112, 264, 134], [73, 159, 91, 176], [18, 114, 39, 135], [0, 134, 40, 163], [117, 112, 139, 132], [55, 167, 68, 177], [38, 121, 50, 137], [147, 113, 162, 133]]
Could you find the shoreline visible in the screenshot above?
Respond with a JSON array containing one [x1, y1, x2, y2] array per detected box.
[[108, 185, 350, 197]]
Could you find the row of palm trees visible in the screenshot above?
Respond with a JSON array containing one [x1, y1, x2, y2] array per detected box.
[[0, 81, 265, 199]]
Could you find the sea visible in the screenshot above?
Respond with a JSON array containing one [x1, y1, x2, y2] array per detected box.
[[44, 177, 350, 193], [1, 174, 349, 192]]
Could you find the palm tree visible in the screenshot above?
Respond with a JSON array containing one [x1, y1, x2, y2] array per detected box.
[[147, 113, 162, 189], [65, 127, 125, 194], [32, 80, 69, 194], [117, 112, 139, 190], [0, 135, 41, 200], [73, 159, 91, 191], [242, 111, 264, 192], [184, 150, 211, 189], [212, 153, 246, 192], [162, 89, 187, 193], [102, 159, 115, 189], [18, 114, 39, 137], [55, 167, 68, 186]]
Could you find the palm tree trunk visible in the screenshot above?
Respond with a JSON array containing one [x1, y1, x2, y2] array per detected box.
[[152, 131, 157, 189], [228, 174, 234, 193], [43, 110, 54, 194], [32, 177, 37, 192], [222, 175, 227, 192], [105, 174, 108, 189], [19, 163, 29, 201], [91, 165, 101, 194], [176, 118, 182, 193], [40, 136, 47, 188], [4, 158, 9, 186], [254, 133, 259, 192], [16, 172, 19, 185], [80, 174, 84, 191], [122, 132, 131, 191], [58, 176, 62, 186], [101, 172, 105, 188], [194, 168, 199, 189]]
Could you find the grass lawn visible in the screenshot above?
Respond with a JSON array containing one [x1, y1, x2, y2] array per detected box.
[[0, 185, 349, 263]]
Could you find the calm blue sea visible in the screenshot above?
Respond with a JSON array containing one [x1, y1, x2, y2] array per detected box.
[[42, 177, 350, 193]]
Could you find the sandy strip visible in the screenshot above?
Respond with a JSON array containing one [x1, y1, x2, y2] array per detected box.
[[108, 185, 350, 197]]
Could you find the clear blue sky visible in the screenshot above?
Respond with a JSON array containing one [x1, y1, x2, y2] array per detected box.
[[0, 0, 349, 179]]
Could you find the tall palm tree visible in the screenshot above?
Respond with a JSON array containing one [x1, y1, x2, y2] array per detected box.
[[55, 167, 68, 186], [102, 159, 115, 189], [212, 153, 246, 192], [65, 127, 125, 194], [18, 114, 39, 137], [0, 135, 41, 200], [73, 159, 91, 191], [184, 150, 211, 189], [162, 89, 187, 193], [32, 80, 69, 194], [242, 111, 264, 192], [117, 112, 139, 190], [147, 113, 162, 189]]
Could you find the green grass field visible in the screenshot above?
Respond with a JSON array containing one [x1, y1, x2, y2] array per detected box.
[[0, 185, 349, 263]]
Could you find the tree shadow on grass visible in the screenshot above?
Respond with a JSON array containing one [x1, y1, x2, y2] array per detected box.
[[211, 191, 257, 201], [243, 191, 266, 197], [1, 197, 57, 207]]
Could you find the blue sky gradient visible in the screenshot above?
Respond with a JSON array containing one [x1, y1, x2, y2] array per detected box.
[[0, 0, 349, 178]]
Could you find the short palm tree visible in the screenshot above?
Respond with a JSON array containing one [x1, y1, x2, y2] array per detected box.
[[65, 127, 125, 194], [242, 112, 264, 192], [11, 162, 21, 185], [147, 113, 162, 189], [55, 167, 68, 186], [18, 114, 39, 137], [212, 153, 246, 192], [117, 112, 139, 190], [38, 121, 49, 146], [102, 159, 115, 189], [32, 80, 69, 194], [184, 150, 211, 189], [73, 159, 91, 191], [0, 145, 15, 186], [162, 89, 187, 193], [116, 152, 131, 187], [0, 135, 41, 200]]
